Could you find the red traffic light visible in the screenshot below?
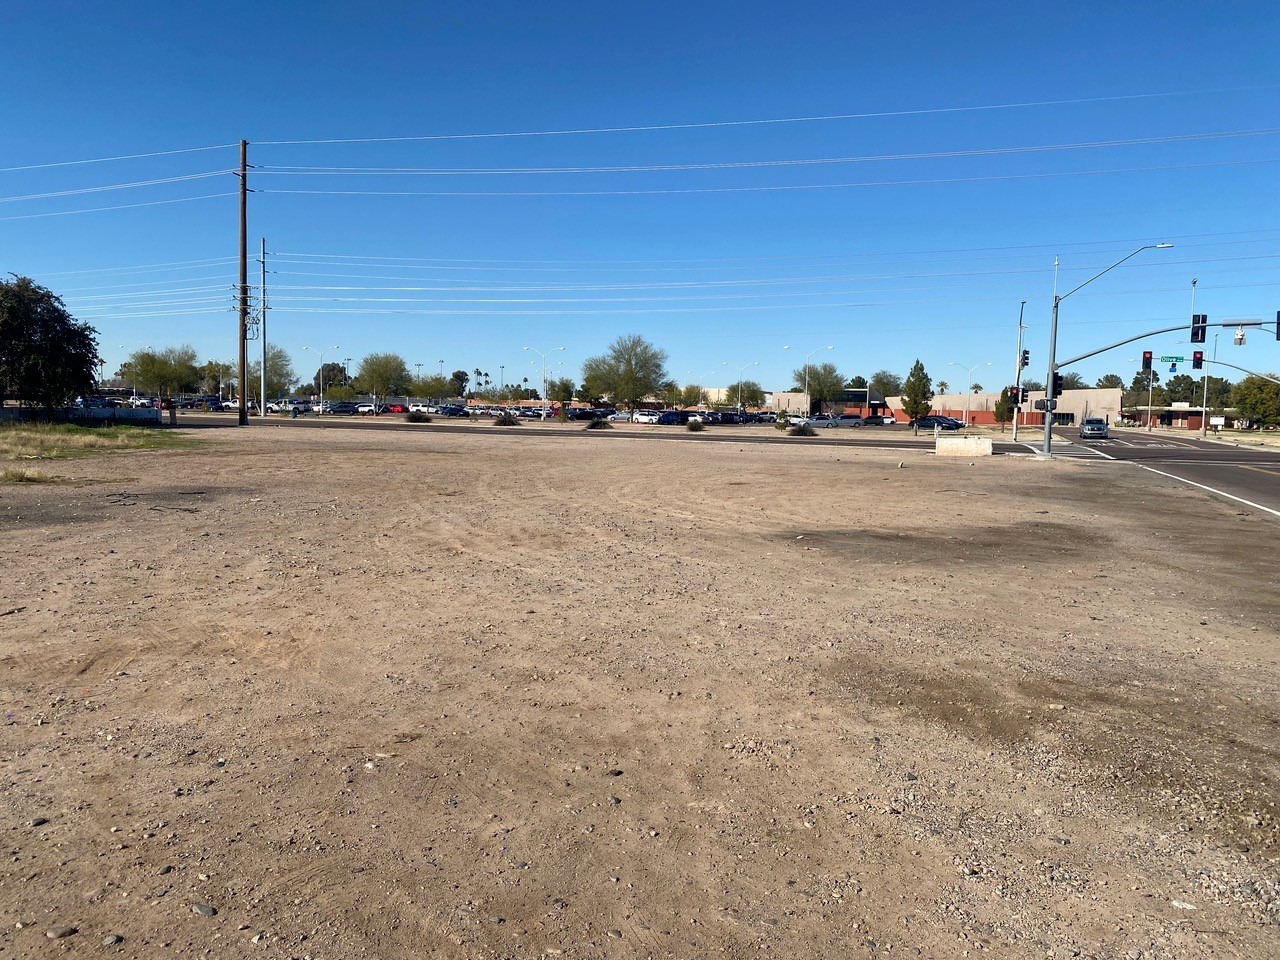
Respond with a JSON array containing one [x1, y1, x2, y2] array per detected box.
[[1193, 351, 1204, 370], [1141, 351, 1153, 371]]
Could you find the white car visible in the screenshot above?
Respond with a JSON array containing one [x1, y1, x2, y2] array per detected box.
[[408, 402, 432, 413], [631, 410, 660, 424]]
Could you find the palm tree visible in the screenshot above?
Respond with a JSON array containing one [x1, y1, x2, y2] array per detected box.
[[937, 380, 950, 393], [971, 383, 983, 393]]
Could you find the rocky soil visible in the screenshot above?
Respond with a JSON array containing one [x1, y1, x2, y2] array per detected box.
[[1, 422, 1276, 959]]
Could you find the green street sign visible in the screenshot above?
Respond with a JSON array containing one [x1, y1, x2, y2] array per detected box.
[[1159, 355, 1184, 363]]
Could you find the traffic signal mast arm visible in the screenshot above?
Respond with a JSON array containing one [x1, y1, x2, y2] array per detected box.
[[1055, 319, 1273, 370], [1198, 359, 1280, 387]]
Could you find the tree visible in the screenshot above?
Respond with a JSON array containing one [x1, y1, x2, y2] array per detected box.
[[1231, 375, 1280, 426], [245, 344, 296, 401], [359, 353, 410, 398], [724, 379, 765, 410], [449, 370, 470, 397], [869, 369, 904, 398], [547, 377, 575, 403], [678, 383, 708, 407], [847, 375, 868, 390], [0, 276, 100, 412], [994, 386, 1014, 432], [971, 382, 983, 393], [1096, 373, 1125, 389], [1204, 376, 1233, 409], [936, 380, 949, 394], [200, 359, 235, 397], [657, 380, 683, 408], [1022, 379, 1044, 392], [125, 346, 199, 397], [1163, 373, 1200, 405], [310, 361, 346, 395], [580, 334, 669, 409], [413, 374, 453, 399], [1061, 372, 1087, 391], [900, 360, 933, 423], [791, 361, 845, 404]]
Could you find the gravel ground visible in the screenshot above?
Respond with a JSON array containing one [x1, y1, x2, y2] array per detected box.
[[1, 423, 1276, 959]]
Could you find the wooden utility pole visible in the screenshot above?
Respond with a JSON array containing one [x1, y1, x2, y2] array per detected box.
[[237, 140, 249, 426], [259, 237, 267, 416]]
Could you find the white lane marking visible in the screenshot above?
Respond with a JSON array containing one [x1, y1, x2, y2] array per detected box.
[[1109, 437, 1137, 447], [1136, 464, 1280, 519]]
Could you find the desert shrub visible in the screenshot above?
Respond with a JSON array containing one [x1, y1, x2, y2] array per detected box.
[[1, 467, 54, 483], [788, 423, 817, 437], [686, 420, 705, 432], [585, 419, 613, 430], [493, 412, 522, 426], [405, 411, 431, 423]]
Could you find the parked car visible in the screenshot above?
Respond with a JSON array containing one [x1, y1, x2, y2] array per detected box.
[[910, 415, 962, 431], [1079, 417, 1109, 439], [439, 405, 470, 417], [656, 410, 684, 425], [804, 414, 837, 428], [832, 414, 864, 428], [408, 402, 432, 413], [384, 403, 408, 413], [632, 410, 660, 424], [326, 401, 357, 414], [356, 402, 388, 415]]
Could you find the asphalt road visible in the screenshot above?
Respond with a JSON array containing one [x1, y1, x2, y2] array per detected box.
[[176, 413, 1280, 519], [1008, 428, 1280, 518]]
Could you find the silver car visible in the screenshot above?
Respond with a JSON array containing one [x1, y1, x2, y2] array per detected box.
[[1079, 417, 1109, 439]]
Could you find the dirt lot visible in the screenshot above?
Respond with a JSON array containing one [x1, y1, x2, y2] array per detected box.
[[2, 423, 1277, 959]]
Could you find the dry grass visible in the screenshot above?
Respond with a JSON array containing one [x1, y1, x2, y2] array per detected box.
[[0, 422, 193, 461], [0, 466, 54, 483]]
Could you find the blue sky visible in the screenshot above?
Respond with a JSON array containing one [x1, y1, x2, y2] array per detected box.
[[4, 1, 1277, 395]]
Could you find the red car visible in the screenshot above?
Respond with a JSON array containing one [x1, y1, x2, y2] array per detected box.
[[384, 403, 408, 413]]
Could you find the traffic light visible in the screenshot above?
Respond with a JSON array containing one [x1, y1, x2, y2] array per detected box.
[[1020, 349, 1030, 369], [1190, 313, 1207, 344], [1142, 351, 1153, 371], [1019, 386, 1028, 404], [1009, 385, 1021, 406], [1192, 351, 1204, 370], [1050, 372, 1064, 398]]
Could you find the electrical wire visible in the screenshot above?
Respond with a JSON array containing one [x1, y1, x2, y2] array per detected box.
[[253, 129, 1280, 177], [252, 87, 1276, 145], [270, 229, 1280, 268], [0, 143, 238, 174], [257, 157, 1280, 197], [0, 172, 231, 205], [0, 193, 238, 222]]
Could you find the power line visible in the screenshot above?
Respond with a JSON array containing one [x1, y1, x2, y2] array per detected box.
[[253, 128, 1280, 177], [0, 171, 232, 205], [0, 192, 237, 222], [270, 229, 1280, 267], [0, 142, 238, 174], [257, 157, 1280, 198], [252, 87, 1275, 145]]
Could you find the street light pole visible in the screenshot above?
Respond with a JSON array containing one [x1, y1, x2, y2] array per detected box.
[[1200, 331, 1218, 439], [523, 345, 565, 420], [303, 344, 339, 410], [783, 345, 833, 416], [949, 361, 991, 428], [723, 361, 759, 417], [1040, 243, 1173, 457]]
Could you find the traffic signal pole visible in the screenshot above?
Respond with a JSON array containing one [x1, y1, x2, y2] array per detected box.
[[1012, 300, 1026, 442]]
